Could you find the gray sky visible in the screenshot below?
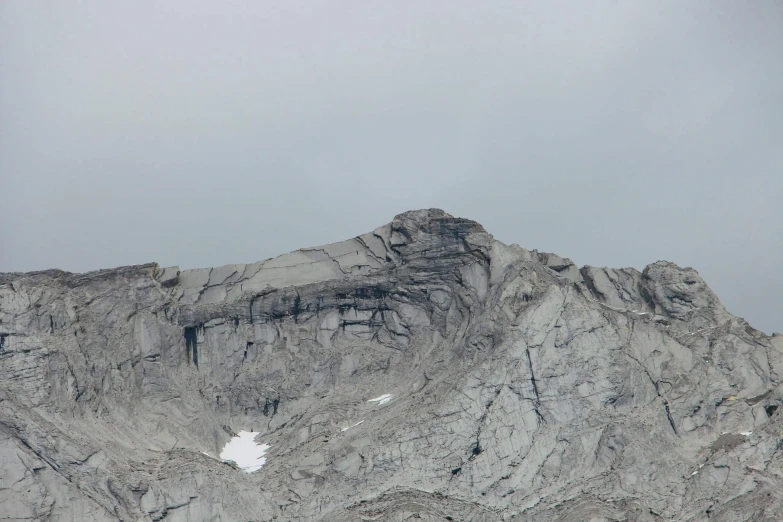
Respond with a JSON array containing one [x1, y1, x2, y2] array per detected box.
[[1, 1, 781, 334]]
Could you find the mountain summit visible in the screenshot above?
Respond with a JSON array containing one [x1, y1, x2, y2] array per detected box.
[[1, 209, 781, 521]]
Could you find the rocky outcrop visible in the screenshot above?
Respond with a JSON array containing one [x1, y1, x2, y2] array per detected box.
[[1, 208, 781, 521]]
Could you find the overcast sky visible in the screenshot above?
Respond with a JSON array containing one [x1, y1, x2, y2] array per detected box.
[[1, 1, 781, 334]]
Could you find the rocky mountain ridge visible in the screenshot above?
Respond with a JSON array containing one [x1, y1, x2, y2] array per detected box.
[[1, 209, 782, 521]]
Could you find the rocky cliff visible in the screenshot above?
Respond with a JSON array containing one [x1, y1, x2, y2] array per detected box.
[[1, 209, 782, 521]]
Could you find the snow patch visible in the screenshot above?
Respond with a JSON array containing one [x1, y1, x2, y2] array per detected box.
[[740, 431, 753, 436], [368, 394, 393, 405], [341, 420, 364, 432], [219, 430, 271, 473]]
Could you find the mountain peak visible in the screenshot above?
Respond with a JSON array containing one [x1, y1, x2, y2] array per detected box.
[[1, 211, 779, 521]]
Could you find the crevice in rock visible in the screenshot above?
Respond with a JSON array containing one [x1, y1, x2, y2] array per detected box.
[[623, 340, 678, 436], [663, 399, 678, 436], [525, 348, 545, 424], [292, 293, 302, 323], [183, 325, 201, 369], [372, 231, 391, 255], [579, 268, 605, 302], [639, 282, 657, 313], [460, 238, 490, 265], [470, 386, 503, 461], [152, 498, 193, 521], [746, 390, 771, 406], [263, 397, 280, 417], [354, 235, 386, 266]]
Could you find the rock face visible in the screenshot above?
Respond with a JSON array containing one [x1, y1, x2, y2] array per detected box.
[[1, 208, 782, 521]]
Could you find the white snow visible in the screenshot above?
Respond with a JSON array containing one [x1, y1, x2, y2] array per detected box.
[[219, 430, 271, 473], [341, 420, 364, 432], [691, 471, 699, 476], [740, 431, 753, 436], [368, 394, 393, 405]]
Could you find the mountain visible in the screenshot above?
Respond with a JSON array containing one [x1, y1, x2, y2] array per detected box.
[[1, 208, 782, 521]]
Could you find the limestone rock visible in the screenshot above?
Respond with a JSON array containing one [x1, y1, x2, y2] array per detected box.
[[1, 208, 782, 521]]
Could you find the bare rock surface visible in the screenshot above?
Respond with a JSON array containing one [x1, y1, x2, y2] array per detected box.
[[1, 208, 782, 521]]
